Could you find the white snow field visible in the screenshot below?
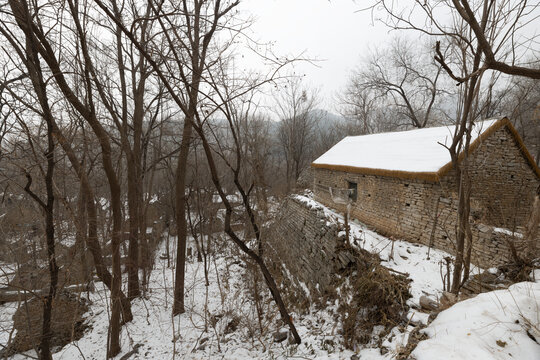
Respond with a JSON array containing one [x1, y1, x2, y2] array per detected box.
[[0, 194, 538, 359], [412, 282, 540, 360]]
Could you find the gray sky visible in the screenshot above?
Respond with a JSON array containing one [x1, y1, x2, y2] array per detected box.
[[237, 1, 540, 115], [239, 0, 391, 110]]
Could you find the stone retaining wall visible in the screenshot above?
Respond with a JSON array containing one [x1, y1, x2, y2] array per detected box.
[[265, 196, 355, 293]]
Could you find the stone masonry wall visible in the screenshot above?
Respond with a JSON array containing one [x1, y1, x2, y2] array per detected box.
[[313, 125, 540, 268], [441, 125, 539, 227], [265, 196, 355, 293]]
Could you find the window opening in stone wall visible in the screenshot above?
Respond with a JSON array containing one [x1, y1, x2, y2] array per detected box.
[[348, 181, 357, 202], [439, 197, 451, 205]]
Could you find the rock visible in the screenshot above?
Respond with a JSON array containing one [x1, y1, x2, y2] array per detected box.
[[287, 331, 296, 345], [324, 339, 335, 347], [477, 272, 499, 284], [224, 316, 240, 335], [440, 291, 457, 308], [351, 355, 359, 360], [477, 224, 491, 233], [119, 344, 143, 360], [273, 331, 288, 343], [419, 295, 439, 311], [1, 293, 89, 357]]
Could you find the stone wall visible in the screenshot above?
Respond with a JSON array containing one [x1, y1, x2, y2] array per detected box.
[[265, 196, 355, 293], [474, 226, 533, 267], [313, 125, 540, 268], [442, 125, 539, 227], [314, 168, 439, 242]]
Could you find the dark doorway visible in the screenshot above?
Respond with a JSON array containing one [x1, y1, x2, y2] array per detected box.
[[348, 181, 357, 202]]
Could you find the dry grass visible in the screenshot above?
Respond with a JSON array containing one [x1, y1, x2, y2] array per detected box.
[[337, 248, 411, 348]]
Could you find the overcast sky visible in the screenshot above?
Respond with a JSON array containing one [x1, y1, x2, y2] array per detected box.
[[239, 0, 392, 111], [237, 1, 540, 116]]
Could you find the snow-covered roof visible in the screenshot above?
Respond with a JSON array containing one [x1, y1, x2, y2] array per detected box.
[[312, 118, 529, 181]]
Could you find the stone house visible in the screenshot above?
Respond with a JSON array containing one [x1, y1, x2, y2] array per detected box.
[[311, 117, 540, 267]]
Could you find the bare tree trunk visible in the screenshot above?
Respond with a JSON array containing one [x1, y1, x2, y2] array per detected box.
[[186, 194, 203, 263], [173, 112, 193, 315], [51, 122, 132, 323], [461, 164, 474, 287], [114, 0, 149, 299], [76, 185, 90, 283], [450, 116, 475, 294], [22, 153, 57, 360], [7, 4, 57, 356], [449, 65, 482, 294], [39, 127, 56, 360], [127, 161, 141, 299]]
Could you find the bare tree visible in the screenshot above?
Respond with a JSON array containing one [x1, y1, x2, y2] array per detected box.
[[372, 0, 540, 293], [1, 0, 145, 354], [94, 0, 303, 343], [500, 69, 540, 164], [274, 78, 318, 192], [236, 112, 277, 213], [84, 0, 163, 299], [373, 1, 540, 79], [338, 85, 380, 135], [343, 37, 444, 131], [191, 68, 303, 344], [136, 0, 241, 316], [6, 19, 57, 359]]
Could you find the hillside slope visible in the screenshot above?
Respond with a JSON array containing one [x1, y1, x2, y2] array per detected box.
[[1, 195, 538, 359]]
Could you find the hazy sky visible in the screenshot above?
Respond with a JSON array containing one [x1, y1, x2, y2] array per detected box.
[[238, 1, 540, 115], [239, 0, 391, 110]]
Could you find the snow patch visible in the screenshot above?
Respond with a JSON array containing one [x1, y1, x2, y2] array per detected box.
[[412, 282, 540, 360], [493, 227, 524, 238]]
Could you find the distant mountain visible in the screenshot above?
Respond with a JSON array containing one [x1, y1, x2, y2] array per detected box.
[[266, 108, 347, 140], [310, 109, 347, 131]]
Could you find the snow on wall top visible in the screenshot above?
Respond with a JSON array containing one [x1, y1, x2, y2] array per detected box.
[[312, 119, 499, 174]]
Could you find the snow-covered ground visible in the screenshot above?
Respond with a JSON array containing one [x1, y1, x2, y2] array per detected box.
[[0, 302, 18, 349], [413, 281, 540, 360], [0, 195, 538, 359]]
